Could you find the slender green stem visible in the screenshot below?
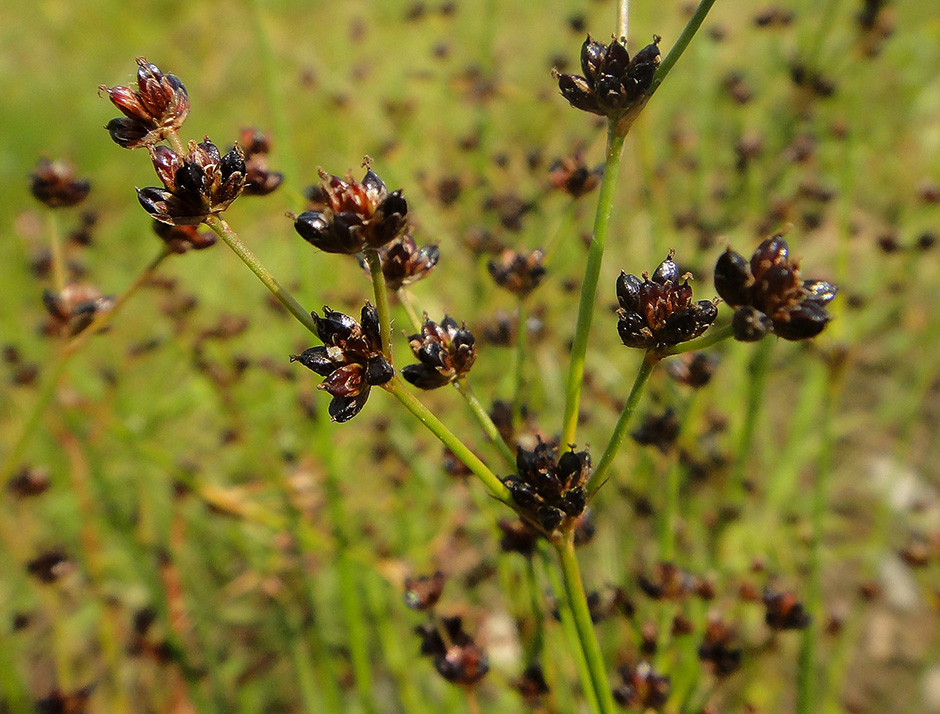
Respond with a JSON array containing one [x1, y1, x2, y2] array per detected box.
[[47, 212, 66, 295], [589, 351, 659, 491], [165, 129, 186, 155], [796, 361, 839, 714], [365, 249, 393, 360], [730, 336, 773, 505], [540, 546, 600, 714], [454, 378, 516, 469], [561, 130, 626, 446], [649, 0, 718, 97], [618, 0, 629, 39], [204, 216, 317, 336], [555, 537, 617, 714], [383, 378, 511, 504], [658, 322, 733, 356], [396, 286, 423, 333], [0, 247, 170, 491], [513, 298, 528, 427]]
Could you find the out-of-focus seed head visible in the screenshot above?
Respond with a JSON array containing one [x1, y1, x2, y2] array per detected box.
[[296, 163, 408, 254], [404, 571, 446, 611], [100, 57, 190, 149], [152, 220, 216, 254], [358, 234, 439, 290], [666, 352, 718, 388], [556, 35, 661, 118], [763, 587, 812, 630], [616, 251, 717, 350], [30, 158, 91, 208], [290, 304, 392, 422], [402, 315, 476, 390], [138, 139, 246, 225], [632, 408, 680, 453], [549, 154, 603, 198], [714, 235, 837, 341], [42, 284, 115, 337], [514, 663, 550, 706], [414, 616, 489, 686], [503, 439, 592, 536], [698, 616, 742, 676], [26, 548, 73, 584], [613, 661, 670, 710], [237, 128, 283, 196], [7, 466, 51, 498], [638, 562, 700, 600], [498, 518, 540, 557], [487, 248, 546, 297]]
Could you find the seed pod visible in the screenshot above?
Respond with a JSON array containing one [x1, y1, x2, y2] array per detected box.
[[30, 158, 90, 208]]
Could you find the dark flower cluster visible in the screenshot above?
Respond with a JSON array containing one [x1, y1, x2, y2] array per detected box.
[[238, 128, 284, 196], [714, 235, 837, 341], [549, 154, 602, 198], [42, 284, 114, 337], [616, 252, 717, 350], [295, 167, 408, 254], [697, 616, 742, 677], [556, 35, 661, 117], [290, 304, 394, 422], [503, 440, 592, 534], [138, 139, 247, 225], [30, 158, 90, 209], [404, 571, 446, 611], [488, 249, 546, 297], [637, 562, 701, 601], [762, 587, 812, 630], [402, 315, 476, 389], [414, 616, 489, 686], [152, 221, 216, 254], [100, 57, 189, 149], [612, 661, 670, 710], [359, 234, 439, 290]]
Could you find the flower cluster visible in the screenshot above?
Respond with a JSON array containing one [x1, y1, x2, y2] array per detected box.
[[503, 440, 592, 534], [295, 167, 408, 254], [548, 154, 602, 198], [138, 139, 247, 225], [714, 235, 837, 341], [402, 315, 476, 389], [100, 57, 189, 149], [290, 304, 393, 422], [30, 158, 90, 208], [616, 252, 717, 350], [556, 35, 661, 117], [42, 285, 114, 337], [359, 234, 439, 290], [238, 128, 283, 197], [414, 616, 489, 686], [487, 249, 546, 297], [612, 662, 670, 710], [152, 221, 216, 254]]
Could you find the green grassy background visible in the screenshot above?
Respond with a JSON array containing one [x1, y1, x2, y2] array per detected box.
[[2, 1, 940, 712]]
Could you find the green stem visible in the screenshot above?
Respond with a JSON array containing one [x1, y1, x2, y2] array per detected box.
[[541, 546, 600, 714], [649, 0, 719, 97], [396, 287, 424, 333], [555, 537, 617, 714], [0, 247, 170, 492], [589, 351, 659, 491], [204, 216, 317, 336], [730, 336, 773, 506], [365, 249, 393, 360], [513, 298, 528, 427], [796, 361, 839, 714], [454, 378, 516, 469], [561, 130, 627, 445], [165, 129, 186, 155], [383, 378, 511, 504], [47, 212, 66, 295]]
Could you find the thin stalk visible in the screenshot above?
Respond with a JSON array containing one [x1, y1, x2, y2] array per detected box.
[[165, 129, 186, 155], [454, 378, 516, 469], [561, 130, 626, 445], [730, 337, 773, 505], [204, 216, 317, 335], [541, 547, 600, 714], [397, 286, 424, 333], [365, 249, 393, 359], [555, 536, 617, 714], [618, 0, 629, 40], [0, 247, 170, 491], [383, 378, 511, 504], [796, 361, 840, 714], [589, 351, 659, 491], [648, 0, 719, 97], [47, 212, 67, 295], [513, 298, 528, 427]]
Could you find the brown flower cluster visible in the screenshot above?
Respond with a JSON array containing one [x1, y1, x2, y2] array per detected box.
[[290, 304, 394, 422], [138, 139, 247, 225], [359, 234, 439, 290], [402, 315, 476, 389], [30, 158, 90, 209], [238, 128, 283, 197], [42, 284, 115, 337], [488, 249, 546, 297]]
